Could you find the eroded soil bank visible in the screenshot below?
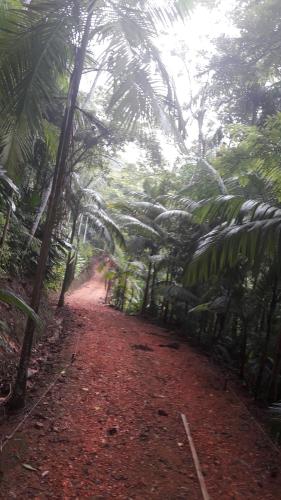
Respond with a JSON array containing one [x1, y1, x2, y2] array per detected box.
[[0, 270, 280, 499]]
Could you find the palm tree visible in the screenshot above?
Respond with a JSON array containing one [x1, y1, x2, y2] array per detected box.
[[58, 173, 125, 307], [184, 194, 281, 400], [0, 0, 191, 409], [0, 167, 19, 249]]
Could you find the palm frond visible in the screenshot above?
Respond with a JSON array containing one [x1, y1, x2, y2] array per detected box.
[[189, 296, 228, 314], [90, 0, 188, 139], [185, 216, 281, 285], [163, 284, 198, 303], [0, 289, 40, 325], [87, 209, 126, 249], [194, 195, 281, 226], [117, 214, 161, 239], [155, 209, 192, 224], [194, 195, 245, 224], [0, 1, 75, 177], [88, 217, 115, 250], [126, 200, 166, 218]]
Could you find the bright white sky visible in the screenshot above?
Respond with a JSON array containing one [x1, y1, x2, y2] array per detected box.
[[120, 0, 239, 168], [148, 0, 239, 165], [82, 0, 239, 168], [158, 0, 238, 98]]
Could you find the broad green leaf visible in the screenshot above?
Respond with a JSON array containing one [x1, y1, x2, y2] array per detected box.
[[0, 289, 40, 325]]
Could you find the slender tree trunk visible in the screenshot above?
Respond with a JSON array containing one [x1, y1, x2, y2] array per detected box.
[[105, 280, 112, 304], [121, 272, 128, 312], [57, 214, 78, 308], [71, 228, 81, 285], [161, 269, 170, 320], [149, 264, 157, 315], [0, 204, 12, 249], [269, 331, 281, 402], [115, 278, 122, 308], [163, 302, 170, 324], [197, 109, 206, 158], [163, 278, 173, 324], [78, 214, 83, 237], [83, 216, 88, 243], [255, 283, 277, 399], [26, 177, 53, 247], [8, 8, 94, 410], [216, 313, 226, 342], [212, 315, 219, 342], [231, 315, 238, 341], [128, 286, 134, 312], [168, 303, 174, 323], [142, 261, 152, 314], [240, 321, 248, 379]]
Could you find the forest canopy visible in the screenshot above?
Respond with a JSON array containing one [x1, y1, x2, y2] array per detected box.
[[1, 0, 281, 413]]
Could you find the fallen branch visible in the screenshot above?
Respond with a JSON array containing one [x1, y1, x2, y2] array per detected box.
[[181, 413, 210, 500]]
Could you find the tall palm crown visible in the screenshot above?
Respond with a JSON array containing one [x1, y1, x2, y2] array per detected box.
[[0, 0, 189, 180]]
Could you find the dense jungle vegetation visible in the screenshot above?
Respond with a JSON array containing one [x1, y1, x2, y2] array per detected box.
[[1, 0, 281, 417]]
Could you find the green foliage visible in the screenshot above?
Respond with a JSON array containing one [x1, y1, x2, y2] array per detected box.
[[0, 289, 40, 325], [75, 243, 94, 279], [0, 0, 74, 178], [2, 0, 281, 410]]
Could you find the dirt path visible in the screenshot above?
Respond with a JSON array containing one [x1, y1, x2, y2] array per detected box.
[[0, 270, 281, 499]]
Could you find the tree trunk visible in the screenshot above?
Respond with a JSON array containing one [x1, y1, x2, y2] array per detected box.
[[197, 109, 206, 158], [128, 286, 134, 312], [83, 216, 88, 243], [78, 214, 83, 236], [8, 8, 94, 410], [231, 315, 238, 341], [212, 315, 219, 342], [168, 303, 174, 323], [161, 269, 170, 320], [255, 282, 277, 399], [216, 313, 226, 342], [240, 321, 248, 379], [149, 264, 157, 315], [0, 204, 12, 249], [163, 302, 170, 324], [26, 177, 53, 247], [142, 261, 152, 314], [120, 272, 128, 312], [269, 331, 281, 402], [105, 280, 112, 304], [115, 278, 122, 309], [57, 214, 78, 308]]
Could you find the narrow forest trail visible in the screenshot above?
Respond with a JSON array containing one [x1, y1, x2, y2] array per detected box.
[[1, 269, 281, 500]]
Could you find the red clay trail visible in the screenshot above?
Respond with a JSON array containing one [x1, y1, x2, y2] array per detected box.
[[0, 269, 281, 499]]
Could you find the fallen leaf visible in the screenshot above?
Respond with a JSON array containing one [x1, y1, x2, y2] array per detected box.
[[22, 463, 37, 472], [27, 368, 38, 379]]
